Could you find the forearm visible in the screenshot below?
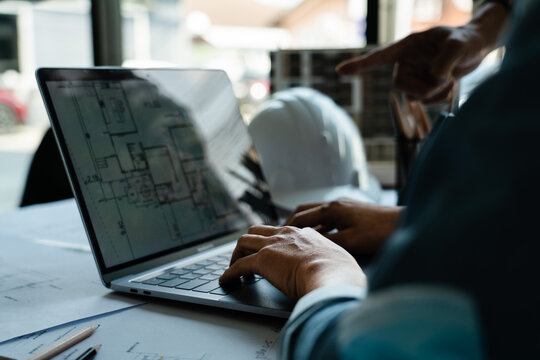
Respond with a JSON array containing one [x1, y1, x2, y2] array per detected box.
[[380, 205, 405, 238], [468, 1, 511, 52]]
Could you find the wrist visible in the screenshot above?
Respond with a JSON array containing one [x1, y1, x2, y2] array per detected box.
[[380, 206, 404, 237], [301, 259, 366, 297], [387, 206, 405, 222]]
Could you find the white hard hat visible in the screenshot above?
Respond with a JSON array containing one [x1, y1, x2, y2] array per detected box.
[[248, 87, 381, 210]]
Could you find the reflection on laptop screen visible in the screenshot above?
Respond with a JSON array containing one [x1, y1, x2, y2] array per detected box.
[[45, 70, 258, 269]]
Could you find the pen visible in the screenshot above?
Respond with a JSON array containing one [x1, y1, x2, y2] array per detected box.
[[27, 325, 99, 360], [75, 344, 101, 360]]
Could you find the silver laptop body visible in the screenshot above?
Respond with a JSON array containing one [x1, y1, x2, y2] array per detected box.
[[36, 67, 293, 318]]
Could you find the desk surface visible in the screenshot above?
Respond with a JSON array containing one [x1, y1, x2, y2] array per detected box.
[[0, 199, 284, 360]]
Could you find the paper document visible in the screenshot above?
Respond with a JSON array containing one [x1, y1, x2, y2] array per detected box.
[[0, 302, 284, 360], [0, 200, 144, 343], [0, 199, 87, 245]]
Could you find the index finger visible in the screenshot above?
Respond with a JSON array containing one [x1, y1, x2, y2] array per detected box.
[[247, 224, 281, 236], [287, 205, 334, 229], [220, 253, 258, 285], [229, 233, 270, 266], [284, 202, 325, 225], [336, 39, 407, 75]]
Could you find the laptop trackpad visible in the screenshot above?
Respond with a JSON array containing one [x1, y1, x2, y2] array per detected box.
[[220, 279, 295, 312]]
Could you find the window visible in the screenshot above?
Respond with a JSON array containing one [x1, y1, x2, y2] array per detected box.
[[0, 0, 91, 213]]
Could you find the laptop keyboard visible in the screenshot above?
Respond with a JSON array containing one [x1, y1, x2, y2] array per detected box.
[[138, 252, 262, 295]]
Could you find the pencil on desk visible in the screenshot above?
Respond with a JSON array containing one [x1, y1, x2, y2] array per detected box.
[[27, 325, 99, 360]]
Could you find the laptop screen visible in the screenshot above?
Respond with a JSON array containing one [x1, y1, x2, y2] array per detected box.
[[38, 69, 267, 273]]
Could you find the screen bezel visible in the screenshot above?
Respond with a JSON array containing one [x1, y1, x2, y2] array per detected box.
[[35, 67, 254, 281]]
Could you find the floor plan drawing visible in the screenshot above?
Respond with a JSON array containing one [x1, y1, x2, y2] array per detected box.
[[48, 78, 248, 267]]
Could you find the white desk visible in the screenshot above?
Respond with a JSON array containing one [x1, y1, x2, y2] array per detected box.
[[0, 200, 284, 360]]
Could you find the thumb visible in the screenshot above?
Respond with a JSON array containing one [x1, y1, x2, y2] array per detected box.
[[336, 40, 406, 75], [430, 40, 465, 79]]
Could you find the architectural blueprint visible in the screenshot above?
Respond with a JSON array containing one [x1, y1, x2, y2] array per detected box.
[[0, 301, 283, 360], [0, 200, 144, 343], [47, 74, 250, 268]]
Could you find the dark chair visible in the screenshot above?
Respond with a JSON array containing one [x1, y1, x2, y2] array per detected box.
[[20, 127, 73, 207]]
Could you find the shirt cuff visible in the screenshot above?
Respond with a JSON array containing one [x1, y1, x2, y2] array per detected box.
[[290, 285, 367, 321], [280, 285, 366, 360]]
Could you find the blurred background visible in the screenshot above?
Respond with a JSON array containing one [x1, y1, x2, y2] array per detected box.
[[0, 0, 489, 213]]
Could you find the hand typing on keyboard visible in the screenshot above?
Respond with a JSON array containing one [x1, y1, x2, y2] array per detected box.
[[219, 225, 367, 300]]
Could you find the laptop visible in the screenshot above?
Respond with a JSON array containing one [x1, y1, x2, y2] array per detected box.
[[35, 67, 294, 318]]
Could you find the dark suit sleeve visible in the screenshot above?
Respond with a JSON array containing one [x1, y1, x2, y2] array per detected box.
[[283, 300, 359, 360], [280, 286, 484, 360]]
